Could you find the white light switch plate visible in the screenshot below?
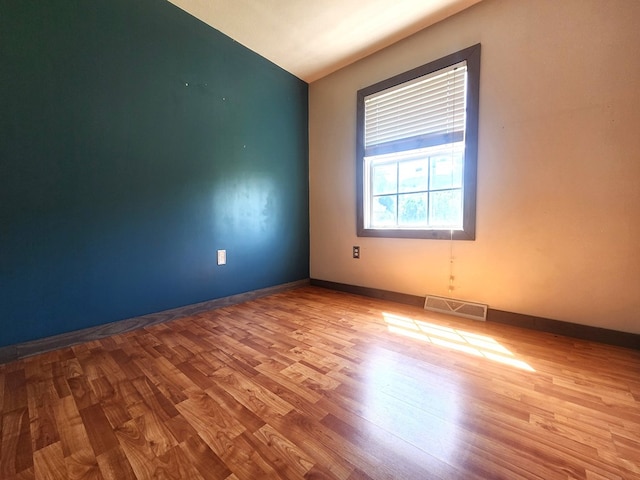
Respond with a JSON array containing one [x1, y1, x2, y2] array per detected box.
[[217, 249, 226, 265]]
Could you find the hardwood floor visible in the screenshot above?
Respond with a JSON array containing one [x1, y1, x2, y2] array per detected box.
[[1, 286, 639, 479]]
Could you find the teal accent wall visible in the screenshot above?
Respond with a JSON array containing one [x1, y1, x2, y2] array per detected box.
[[0, 0, 309, 347]]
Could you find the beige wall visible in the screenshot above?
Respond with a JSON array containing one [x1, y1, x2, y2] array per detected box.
[[309, 0, 640, 334]]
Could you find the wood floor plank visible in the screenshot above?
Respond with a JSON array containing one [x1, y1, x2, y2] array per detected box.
[[4, 369, 27, 412], [209, 366, 294, 419], [131, 404, 178, 458], [95, 446, 136, 480], [113, 417, 157, 479], [33, 442, 67, 480], [252, 423, 315, 478], [267, 411, 356, 479], [63, 450, 103, 480], [79, 404, 119, 457], [175, 391, 246, 456], [154, 444, 206, 479], [0, 369, 5, 412], [179, 434, 232, 480], [30, 400, 60, 452], [204, 383, 266, 434], [325, 414, 446, 479], [1, 407, 32, 477], [1, 286, 639, 479], [50, 365, 71, 400], [89, 376, 130, 429], [218, 431, 280, 479]]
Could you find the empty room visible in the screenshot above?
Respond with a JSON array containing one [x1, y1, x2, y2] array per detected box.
[[1, 0, 639, 479]]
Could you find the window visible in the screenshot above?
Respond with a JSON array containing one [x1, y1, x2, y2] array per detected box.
[[356, 44, 480, 240]]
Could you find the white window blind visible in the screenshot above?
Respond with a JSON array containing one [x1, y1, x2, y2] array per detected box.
[[364, 61, 467, 157]]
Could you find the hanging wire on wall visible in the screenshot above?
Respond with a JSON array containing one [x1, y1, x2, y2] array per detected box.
[[449, 228, 455, 294]]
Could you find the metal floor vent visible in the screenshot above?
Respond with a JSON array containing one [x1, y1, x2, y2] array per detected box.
[[424, 295, 488, 321]]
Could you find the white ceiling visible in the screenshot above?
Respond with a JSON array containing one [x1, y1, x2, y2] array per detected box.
[[167, 0, 483, 82]]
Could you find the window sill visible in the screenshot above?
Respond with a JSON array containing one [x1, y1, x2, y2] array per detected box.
[[357, 227, 475, 240]]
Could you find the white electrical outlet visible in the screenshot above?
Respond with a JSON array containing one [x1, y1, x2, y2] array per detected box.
[[217, 249, 226, 265]]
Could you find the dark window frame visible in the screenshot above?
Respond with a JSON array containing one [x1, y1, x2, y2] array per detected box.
[[356, 44, 481, 240]]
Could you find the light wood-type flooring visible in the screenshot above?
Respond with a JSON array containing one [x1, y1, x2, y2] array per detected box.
[[1, 286, 639, 479]]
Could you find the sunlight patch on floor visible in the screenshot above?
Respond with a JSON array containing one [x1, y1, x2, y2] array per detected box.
[[383, 312, 535, 372]]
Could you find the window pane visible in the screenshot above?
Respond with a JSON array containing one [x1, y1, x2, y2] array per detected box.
[[371, 195, 397, 226], [430, 151, 463, 190], [429, 189, 462, 227], [399, 159, 428, 193], [398, 193, 428, 226], [372, 163, 397, 195]]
